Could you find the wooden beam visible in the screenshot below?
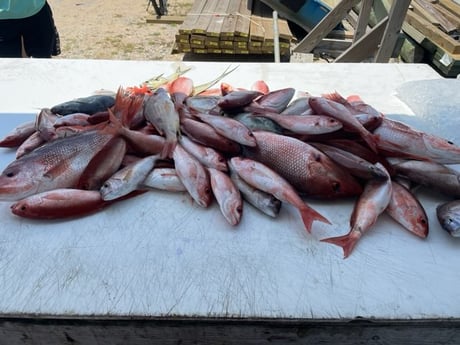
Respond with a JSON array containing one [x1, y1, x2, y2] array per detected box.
[[293, 0, 361, 53], [438, 0, 460, 18], [334, 16, 388, 62], [353, 0, 374, 43], [413, 0, 457, 34], [179, 0, 207, 34], [374, 0, 411, 62], [146, 16, 185, 24], [405, 10, 460, 54], [206, 0, 231, 37]]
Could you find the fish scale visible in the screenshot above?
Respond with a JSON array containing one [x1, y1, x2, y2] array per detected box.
[[243, 131, 363, 199], [0, 128, 123, 201]]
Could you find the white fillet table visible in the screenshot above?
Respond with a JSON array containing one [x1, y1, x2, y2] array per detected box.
[[0, 59, 458, 344]]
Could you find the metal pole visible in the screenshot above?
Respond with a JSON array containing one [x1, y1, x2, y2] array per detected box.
[[273, 10, 280, 63]]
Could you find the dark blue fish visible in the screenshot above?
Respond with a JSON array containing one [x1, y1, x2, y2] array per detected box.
[[51, 94, 115, 115]]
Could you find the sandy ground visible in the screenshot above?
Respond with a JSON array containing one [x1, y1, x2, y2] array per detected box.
[[48, 0, 193, 60]]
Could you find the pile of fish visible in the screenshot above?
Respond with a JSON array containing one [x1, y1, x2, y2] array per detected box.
[[1, 69, 460, 258]]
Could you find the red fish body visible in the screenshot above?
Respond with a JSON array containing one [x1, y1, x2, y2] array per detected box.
[[386, 181, 429, 238], [321, 163, 392, 258], [309, 96, 378, 153], [229, 156, 330, 233], [0, 124, 124, 201], [243, 131, 363, 198], [10, 189, 112, 219], [374, 117, 460, 164]]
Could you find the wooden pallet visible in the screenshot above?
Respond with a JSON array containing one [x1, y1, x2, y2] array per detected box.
[[175, 0, 293, 56], [401, 0, 460, 77], [403, 15, 460, 77], [405, 0, 459, 54]]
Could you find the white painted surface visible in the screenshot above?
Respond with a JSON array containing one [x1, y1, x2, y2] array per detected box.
[[0, 59, 458, 319]]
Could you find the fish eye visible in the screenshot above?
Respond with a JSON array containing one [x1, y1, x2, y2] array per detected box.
[[5, 170, 15, 178]]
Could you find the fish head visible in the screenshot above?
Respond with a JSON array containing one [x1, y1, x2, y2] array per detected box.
[[100, 179, 124, 201], [222, 197, 243, 226], [0, 158, 48, 201], [437, 202, 460, 237]]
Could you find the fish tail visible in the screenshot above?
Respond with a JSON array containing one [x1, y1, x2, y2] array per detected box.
[[299, 204, 331, 233], [112, 87, 142, 127], [161, 138, 177, 159], [125, 95, 144, 128], [321, 230, 361, 258], [113, 87, 130, 117]]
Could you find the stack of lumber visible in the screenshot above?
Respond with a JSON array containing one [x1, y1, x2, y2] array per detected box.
[[402, 0, 460, 77], [175, 0, 293, 56]]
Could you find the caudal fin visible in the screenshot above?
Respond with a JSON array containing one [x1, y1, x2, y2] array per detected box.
[[299, 204, 331, 234], [321, 230, 361, 258]]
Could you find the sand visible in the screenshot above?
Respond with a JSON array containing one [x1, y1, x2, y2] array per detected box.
[[48, 0, 193, 60]]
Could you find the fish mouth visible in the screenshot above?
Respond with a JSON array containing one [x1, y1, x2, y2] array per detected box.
[[0, 185, 36, 201]]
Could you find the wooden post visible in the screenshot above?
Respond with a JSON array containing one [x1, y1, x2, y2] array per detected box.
[[374, 0, 411, 62], [334, 17, 388, 62], [353, 0, 374, 43]]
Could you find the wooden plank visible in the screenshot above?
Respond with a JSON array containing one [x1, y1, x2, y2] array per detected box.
[[190, 34, 206, 48], [206, 0, 231, 37], [374, 0, 411, 62], [432, 3, 460, 30], [258, 0, 275, 43], [335, 16, 388, 62], [402, 21, 428, 45], [249, 0, 265, 42], [413, 0, 457, 34], [353, 0, 373, 43], [205, 37, 220, 48], [405, 10, 460, 54], [192, 0, 219, 34], [277, 18, 293, 41], [235, 0, 252, 38], [219, 40, 234, 48], [220, 0, 241, 40], [146, 16, 185, 24], [175, 34, 190, 44], [293, 0, 361, 53], [179, 0, 207, 34], [438, 0, 460, 18]]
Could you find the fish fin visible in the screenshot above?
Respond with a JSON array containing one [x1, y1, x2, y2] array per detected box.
[[124, 95, 144, 128], [112, 87, 131, 119], [323, 91, 347, 104], [193, 65, 239, 96], [299, 204, 331, 233], [321, 230, 361, 258], [77, 137, 126, 190]]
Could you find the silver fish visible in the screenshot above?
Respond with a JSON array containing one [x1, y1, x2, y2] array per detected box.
[[100, 154, 159, 201], [437, 200, 460, 237], [143, 88, 180, 159]]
